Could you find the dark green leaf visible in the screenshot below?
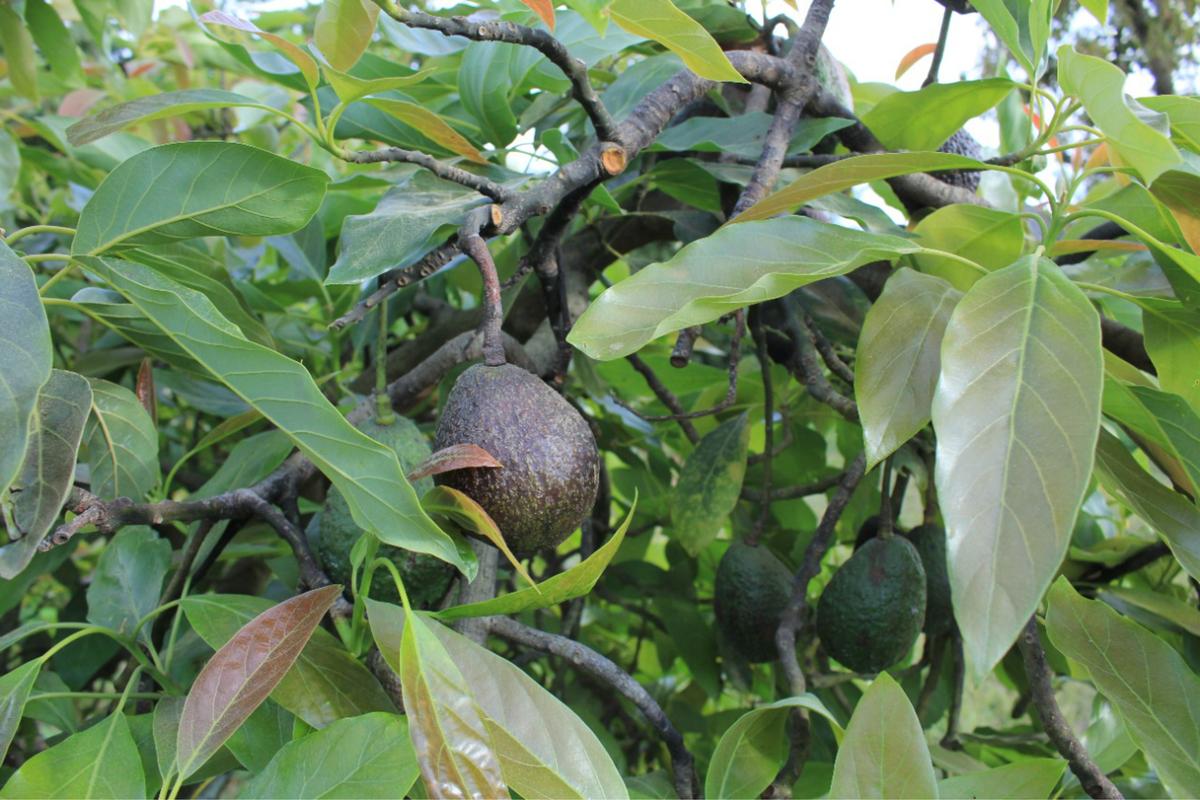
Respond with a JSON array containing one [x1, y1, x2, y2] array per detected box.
[[82, 378, 160, 501], [86, 527, 171, 644], [670, 415, 750, 556], [0, 662, 40, 763]]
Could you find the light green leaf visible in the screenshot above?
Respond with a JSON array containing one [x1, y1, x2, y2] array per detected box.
[[182, 594, 395, 728], [23, 0, 82, 87], [0, 242, 52, 500], [0, 711, 145, 799], [152, 697, 184, 785], [80, 256, 470, 572], [912, 205, 1026, 291], [829, 673, 937, 799], [200, 10, 320, 89], [364, 98, 486, 163], [707, 696, 844, 800], [608, 0, 745, 83], [83, 378, 160, 501], [568, 217, 920, 360], [325, 170, 487, 285], [1103, 585, 1200, 636], [1093, 428, 1200, 582], [1141, 300, 1200, 412], [313, 0, 379, 70], [242, 712, 418, 799], [0, 371, 92, 579], [317, 56, 432, 105], [72, 142, 330, 256], [458, 42, 532, 147], [0, 5, 39, 100], [861, 79, 1014, 152], [738, 152, 985, 223], [1105, 383, 1200, 493], [86, 527, 172, 644], [938, 758, 1066, 799], [66, 90, 281, 147], [670, 414, 749, 556], [856, 269, 961, 469], [1046, 578, 1200, 797], [68, 289, 207, 378], [968, 0, 1034, 75], [1076, 0, 1108, 24], [932, 256, 1102, 677], [1140, 95, 1200, 152], [1057, 46, 1181, 184], [0, 662, 41, 763]]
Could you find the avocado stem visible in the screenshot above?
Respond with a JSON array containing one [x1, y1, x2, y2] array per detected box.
[[878, 457, 895, 538], [460, 229, 506, 367]]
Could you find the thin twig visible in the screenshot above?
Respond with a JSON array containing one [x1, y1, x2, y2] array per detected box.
[[670, 327, 701, 368], [741, 471, 844, 502], [624, 354, 700, 443], [805, 313, 854, 384], [341, 147, 511, 201]]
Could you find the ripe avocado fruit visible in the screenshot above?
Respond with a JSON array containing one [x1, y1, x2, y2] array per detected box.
[[933, 129, 984, 192], [714, 540, 793, 663], [816, 535, 927, 673], [433, 363, 600, 556], [317, 416, 455, 608], [906, 523, 955, 636]]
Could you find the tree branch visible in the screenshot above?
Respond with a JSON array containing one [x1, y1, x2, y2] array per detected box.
[[340, 147, 512, 201]]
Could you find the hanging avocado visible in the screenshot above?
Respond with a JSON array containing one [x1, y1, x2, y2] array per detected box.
[[714, 540, 794, 663]]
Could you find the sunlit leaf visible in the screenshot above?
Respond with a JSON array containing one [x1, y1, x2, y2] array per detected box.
[[313, 0, 379, 70], [671, 414, 749, 556], [200, 11, 319, 88], [608, 0, 744, 83], [938, 759, 1066, 799], [912, 205, 1026, 291], [364, 98, 486, 163], [0, 710, 145, 799], [861, 79, 1014, 152]]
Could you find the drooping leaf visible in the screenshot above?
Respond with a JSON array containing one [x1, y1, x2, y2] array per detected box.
[[938, 759, 1067, 799], [828, 673, 937, 799], [314, 0, 379, 70], [420, 486, 535, 590], [671, 414, 750, 556], [181, 594, 395, 728], [66, 90, 284, 146], [608, 0, 745, 83], [82, 378, 160, 501], [23, 0, 83, 87], [0, 662, 41, 762], [1141, 95, 1200, 152], [932, 256, 1102, 676], [707, 696, 844, 800], [85, 527, 171, 645], [1141, 300, 1200, 412], [200, 11, 319, 88], [242, 712, 418, 799], [1046, 578, 1200, 797], [861, 79, 1014, 152], [80, 257, 470, 572], [912, 205, 1026, 291], [0, 371, 92, 579], [0, 711, 145, 799], [316, 54, 433, 105], [1093, 428, 1200, 581], [364, 98, 486, 163], [458, 42, 527, 147], [736, 152, 985, 223], [568, 217, 920, 360], [72, 142, 330, 256], [1057, 46, 1181, 184], [175, 586, 341, 779], [856, 269, 961, 469], [968, 0, 1035, 75], [0, 241, 52, 499]]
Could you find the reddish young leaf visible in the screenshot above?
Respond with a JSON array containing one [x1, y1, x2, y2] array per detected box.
[[895, 43, 936, 80], [200, 10, 320, 88], [175, 585, 340, 779], [407, 443, 503, 482], [135, 358, 156, 426], [521, 0, 556, 30]]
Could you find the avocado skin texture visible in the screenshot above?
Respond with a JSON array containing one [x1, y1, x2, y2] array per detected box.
[[816, 536, 927, 673], [433, 363, 599, 556], [906, 524, 954, 636], [934, 129, 983, 191], [317, 417, 455, 608], [714, 540, 794, 663]]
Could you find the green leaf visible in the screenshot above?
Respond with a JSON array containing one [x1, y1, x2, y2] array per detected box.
[[225, 701, 291, 774], [670, 414, 749, 556], [1106, 384, 1200, 493], [0, 711, 145, 799], [738, 152, 985, 223], [608, 0, 745, 84], [938, 758, 1066, 799], [0, 662, 41, 762], [458, 42, 525, 147], [1057, 46, 1181, 184], [912, 205, 1026, 291], [153, 697, 184, 785], [568, 217, 920, 360], [68, 289, 207, 377], [72, 142, 330, 256], [85, 527, 171, 645], [66, 90, 280, 146], [24, 0, 83, 87], [0, 5, 39, 100], [1141, 95, 1200, 152], [181, 594, 395, 728], [861, 79, 1014, 152], [314, 0, 379, 70], [79, 256, 470, 572], [968, 0, 1034, 75], [435, 502, 636, 621], [0, 242, 52, 499], [364, 98, 486, 163], [828, 673, 937, 799], [932, 256, 1102, 676], [420, 485, 536, 590], [855, 269, 961, 469], [200, 11, 320, 89], [326, 170, 487, 286], [176, 586, 341, 779], [0, 370, 92, 579], [242, 712, 418, 799], [82, 378, 160, 501], [1103, 585, 1200, 636], [1141, 300, 1200, 412], [1093, 428, 1200, 582], [317, 56, 432, 105], [707, 696, 844, 800], [397, 607, 508, 799], [1046, 578, 1200, 797]]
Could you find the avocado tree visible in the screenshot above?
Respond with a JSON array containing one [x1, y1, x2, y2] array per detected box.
[[2, 0, 1199, 797]]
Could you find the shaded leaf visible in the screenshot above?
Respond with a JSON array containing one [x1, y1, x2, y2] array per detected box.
[[1106, 383, 1200, 493], [23, 0, 83, 87], [568, 217, 920, 360], [420, 485, 535, 589], [0, 5, 39, 100], [83, 378, 160, 501], [0, 711, 145, 799], [314, 0, 379, 70], [938, 759, 1066, 799], [0, 662, 41, 763], [608, 0, 745, 83], [153, 696, 184, 785], [932, 256, 1102, 676], [66, 90, 282, 146], [175, 586, 341, 779], [1046, 578, 1200, 797], [861, 79, 1014, 152], [1103, 585, 1200, 636], [855, 269, 961, 469], [224, 701, 292, 774], [365, 98, 486, 164], [407, 443, 503, 482], [86, 527, 171, 644], [1142, 299, 1200, 412], [72, 142, 330, 256], [671, 414, 750, 556], [458, 42, 527, 147]]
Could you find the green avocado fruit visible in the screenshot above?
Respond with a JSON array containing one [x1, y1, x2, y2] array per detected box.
[[317, 416, 455, 608], [816, 535, 926, 673], [933, 128, 983, 192], [906, 523, 954, 636], [714, 540, 794, 663]]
